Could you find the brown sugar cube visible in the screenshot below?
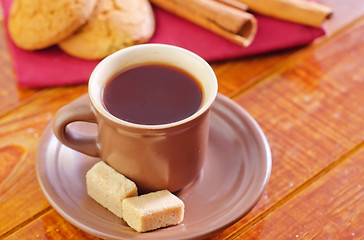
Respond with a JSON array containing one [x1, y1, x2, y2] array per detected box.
[[122, 190, 185, 232], [86, 161, 138, 218]]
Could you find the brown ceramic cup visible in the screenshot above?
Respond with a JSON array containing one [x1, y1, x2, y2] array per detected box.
[[53, 44, 218, 193]]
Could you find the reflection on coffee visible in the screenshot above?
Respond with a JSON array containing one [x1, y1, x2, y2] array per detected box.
[[103, 64, 203, 125]]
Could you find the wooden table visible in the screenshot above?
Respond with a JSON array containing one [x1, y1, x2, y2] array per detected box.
[[1, 0, 364, 239]]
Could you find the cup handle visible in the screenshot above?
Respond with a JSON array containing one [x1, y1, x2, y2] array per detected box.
[[53, 101, 100, 157]]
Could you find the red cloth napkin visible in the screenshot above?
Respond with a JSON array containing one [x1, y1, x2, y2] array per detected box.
[[2, 0, 325, 88]]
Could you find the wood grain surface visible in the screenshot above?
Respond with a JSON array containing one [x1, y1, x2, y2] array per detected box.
[[1, 0, 364, 239], [211, 16, 364, 240]]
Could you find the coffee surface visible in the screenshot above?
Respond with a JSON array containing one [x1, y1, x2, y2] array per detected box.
[[103, 64, 203, 125]]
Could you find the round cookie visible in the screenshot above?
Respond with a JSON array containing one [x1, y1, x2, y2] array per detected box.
[[8, 0, 97, 50], [58, 0, 155, 60]]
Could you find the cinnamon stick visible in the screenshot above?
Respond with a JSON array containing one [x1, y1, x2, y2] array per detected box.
[[212, 0, 248, 11], [237, 0, 333, 28], [150, 0, 257, 47]]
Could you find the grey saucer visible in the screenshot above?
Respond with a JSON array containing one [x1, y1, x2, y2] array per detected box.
[[36, 93, 271, 239]]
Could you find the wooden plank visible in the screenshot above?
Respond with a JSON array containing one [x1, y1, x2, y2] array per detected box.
[[4, 210, 99, 240], [0, 20, 39, 116], [208, 17, 364, 239], [211, 49, 296, 97], [0, 86, 87, 236], [234, 145, 364, 239]]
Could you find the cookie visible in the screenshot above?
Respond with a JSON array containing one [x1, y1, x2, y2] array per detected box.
[[58, 0, 155, 60], [8, 0, 97, 50]]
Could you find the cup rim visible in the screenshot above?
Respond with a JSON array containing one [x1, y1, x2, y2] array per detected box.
[[89, 43, 218, 130]]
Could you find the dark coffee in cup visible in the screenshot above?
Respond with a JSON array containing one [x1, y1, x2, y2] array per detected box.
[[103, 63, 203, 125]]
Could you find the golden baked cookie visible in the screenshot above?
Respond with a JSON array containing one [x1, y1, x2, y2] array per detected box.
[[8, 0, 97, 50], [58, 0, 155, 60]]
